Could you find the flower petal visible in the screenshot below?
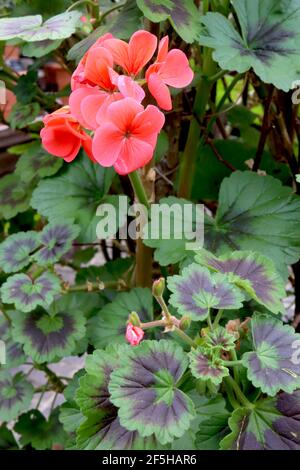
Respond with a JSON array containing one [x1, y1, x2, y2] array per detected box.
[[82, 135, 97, 163], [147, 72, 172, 111], [157, 36, 169, 62], [114, 137, 154, 175], [132, 105, 165, 141], [102, 38, 130, 72], [159, 49, 194, 88], [69, 87, 101, 129], [41, 126, 80, 162], [84, 46, 114, 90], [105, 97, 144, 132], [128, 30, 157, 75], [92, 123, 124, 166], [81, 92, 107, 130], [117, 75, 145, 103]]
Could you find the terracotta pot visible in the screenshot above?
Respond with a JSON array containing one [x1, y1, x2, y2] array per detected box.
[[4, 45, 20, 61]]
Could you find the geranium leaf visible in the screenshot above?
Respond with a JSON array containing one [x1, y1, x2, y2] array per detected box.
[[0, 371, 33, 421], [0, 11, 81, 41], [0, 231, 39, 273], [0, 174, 33, 219], [76, 346, 159, 450], [205, 171, 300, 276], [167, 263, 244, 321], [189, 347, 229, 385], [242, 314, 300, 396], [221, 391, 300, 450], [15, 141, 63, 183], [109, 340, 196, 445], [22, 39, 63, 58], [0, 315, 26, 368], [203, 326, 238, 352], [8, 102, 40, 129], [195, 249, 285, 314], [199, 0, 300, 91], [136, 0, 201, 43], [88, 288, 153, 349], [14, 409, 67, 450], [11, 306, 86, 363], [143, 197, 202, 266], [1, 272, 61, 313], [31, 153, 115, 242], [33, 222, 80, 265]]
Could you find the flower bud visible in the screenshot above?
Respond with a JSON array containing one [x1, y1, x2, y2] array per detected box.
[[179, 316, 191, 331], [128, 311, 141, 327], [126, 323, 144, 346], [152, 277, 165, 297]]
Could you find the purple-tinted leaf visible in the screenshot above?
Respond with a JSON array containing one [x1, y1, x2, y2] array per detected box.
[[167, 264, 244, 321], [1, 272, 61, 313], [0, 371, 33, 421], [195, 250, 285, 314], [76, 346, 160, 450], [242, 314, 300, 396], [34, 222, 80, 265], [0, 174, 33, 219], [221, 390, 300, 450], [189, 347, 229, 385], [0, 15, 42, 40], [0, 231, 39, 273], [109, 340, 195, 445], [0, 315, 26, 368], [12, 306, 86, 363], [203, 326, 238, 352]]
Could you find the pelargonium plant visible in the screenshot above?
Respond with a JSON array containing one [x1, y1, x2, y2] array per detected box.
[[1, 0, 300, 454]]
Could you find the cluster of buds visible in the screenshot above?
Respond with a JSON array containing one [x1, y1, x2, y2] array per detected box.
[[40, 30, 193, 175]]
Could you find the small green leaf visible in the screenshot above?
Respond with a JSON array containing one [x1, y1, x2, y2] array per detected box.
[[0, 231, 39, 273], [0, 173, 33, 219], [8, 102, 40, 129], [15, 141, 63, 183], [189, 347, 229, 385], [34, 222, 80, 265]]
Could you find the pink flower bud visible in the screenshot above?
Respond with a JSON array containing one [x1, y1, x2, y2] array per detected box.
[[126, 323, 144, 346]]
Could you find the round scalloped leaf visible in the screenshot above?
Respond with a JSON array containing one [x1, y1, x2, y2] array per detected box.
[[109, 340, 195, 445], [167, 264, 244, 321], [136, 0, 201, 43], [221, 391, 300, 450], [12, 306, 86, 363], [0, 231, 39, 273], [189, 347, 229, 385], [14, 409, 67, 450], [88, 288, 153, 349], [242, 314, 300, 396], [15, 141, 63, 183], [0, 314, 26, 368], [8, 102, 40, 130], [199, 0, 300, 92], [0, 11, 81, 41], [195, 249, 285, 314], [0, 371, 33, 421], [204, 171, 300, 277], [31, 153, 115, 243], [33, 222, 80, 265], [0, 173, 33, 219], [1, 272, 61, 313], [76, 346, 158, 450]]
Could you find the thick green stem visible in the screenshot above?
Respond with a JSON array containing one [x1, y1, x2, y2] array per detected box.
[[173, 327, 197, 348], [213, 309, 223, 327], [154, 294, 172, 323], [129, 170, 150, 210], [67, 0, 97, 12], [35, 364, 65, 393], [230, 348, 241, 385], [178, 50, 217, 198], [223, 379, 240, 409]]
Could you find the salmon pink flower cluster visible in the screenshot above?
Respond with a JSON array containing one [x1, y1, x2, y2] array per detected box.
[[41, 30, 193, 175]]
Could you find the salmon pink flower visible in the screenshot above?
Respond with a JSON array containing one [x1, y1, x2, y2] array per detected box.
[[126, 323, 144, 346], [146, 36, 194, 111], [40, 106, 95, 163], [103, 30, 157, 76], [69, 74, 145, 130], [92, 97, 165, 175]]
